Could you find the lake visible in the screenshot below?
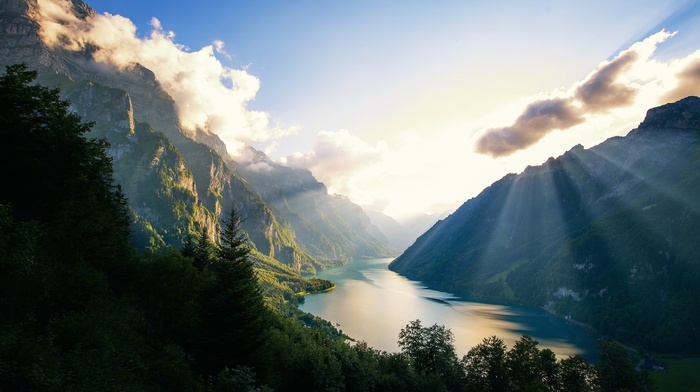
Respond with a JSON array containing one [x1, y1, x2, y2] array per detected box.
[[300, 258, 598, 362]]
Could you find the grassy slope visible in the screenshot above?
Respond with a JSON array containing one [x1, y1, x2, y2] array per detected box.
[[651, 356, 700, 392]]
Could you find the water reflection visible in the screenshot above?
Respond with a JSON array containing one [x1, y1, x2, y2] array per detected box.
[[300, 258, 597, 362]]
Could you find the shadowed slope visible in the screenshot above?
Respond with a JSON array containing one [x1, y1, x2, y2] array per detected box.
[[391, 97, 700, 353]]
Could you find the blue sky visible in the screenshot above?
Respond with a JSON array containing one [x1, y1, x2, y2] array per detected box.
[[44, 0, 700, 219]]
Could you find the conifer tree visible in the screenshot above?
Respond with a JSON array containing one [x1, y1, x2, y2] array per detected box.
[[193, 227, 212, 272], [181, 231, 196, 259], [198, 206, 271, 373], [0, 64, 134, 389], [0, 64, 131, 318]]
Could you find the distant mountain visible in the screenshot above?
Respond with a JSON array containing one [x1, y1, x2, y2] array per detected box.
[[365, 210, 445, 252], [0, 0, 394, 277], [390, 97, 700, 353], [234, 148, 396, 266]]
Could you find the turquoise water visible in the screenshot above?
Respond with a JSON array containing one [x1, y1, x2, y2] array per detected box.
[[300, 258, 598, 362]]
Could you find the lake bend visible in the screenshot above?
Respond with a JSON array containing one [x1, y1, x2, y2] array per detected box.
[[299, 258, 598, 362]]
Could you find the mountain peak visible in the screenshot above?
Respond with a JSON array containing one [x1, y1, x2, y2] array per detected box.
[[638, 96, 700, 131]]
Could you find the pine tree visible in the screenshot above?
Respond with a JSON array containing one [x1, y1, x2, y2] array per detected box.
[[193, 227, 212, 272], [198, 206, 272, 374], [181, 231, 196, 259]]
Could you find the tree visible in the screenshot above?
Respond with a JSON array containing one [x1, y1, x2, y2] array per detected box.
[[505, 335, 559, 391], [596, 341, 650, 392], [214, 366, 273, 392], [138, 248, 201, 348], [193, 227, 212, 271], [462, 336, 509, 392], [0, 64, 132, 318], [181, 231, 196, 259], [560, 355, 597, 392], [398, 320, 463, 390], [0, 64, 134, 390], [537, 348, 559, 391], [198, 206, 272, 374]]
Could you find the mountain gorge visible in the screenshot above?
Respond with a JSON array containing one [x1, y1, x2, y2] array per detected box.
[[391, 96, 700, 353], [0, 0, 395, 285]]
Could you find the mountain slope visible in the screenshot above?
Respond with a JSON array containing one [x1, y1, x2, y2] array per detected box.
[[390, 97, 700, 353], [0, 0, 394, 272], [235, 148, 397, 265]]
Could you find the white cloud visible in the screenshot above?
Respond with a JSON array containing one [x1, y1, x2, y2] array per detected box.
[[212, 39, 231, 60], [35, 0, 291, 156], [284, 130, 388, 195]]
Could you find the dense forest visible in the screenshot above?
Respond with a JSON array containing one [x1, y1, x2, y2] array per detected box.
[[0, 65, 652, 391]]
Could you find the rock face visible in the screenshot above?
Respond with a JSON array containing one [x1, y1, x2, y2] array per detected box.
[[637, 96, 700, 131], [236, 148, 397, 267], [0, 0, 394, 271], [390, 96, 700, 353]]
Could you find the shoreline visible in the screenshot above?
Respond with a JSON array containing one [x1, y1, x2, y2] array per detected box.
[[297, 284, 337, 297]]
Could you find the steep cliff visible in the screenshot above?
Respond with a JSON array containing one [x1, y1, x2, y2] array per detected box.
[[0, 0, 394, 271]]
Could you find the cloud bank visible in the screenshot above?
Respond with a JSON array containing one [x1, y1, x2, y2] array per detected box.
[[476, 31, 675, 157], [35, 0, 289, 156], [283, 130, 388, 195]]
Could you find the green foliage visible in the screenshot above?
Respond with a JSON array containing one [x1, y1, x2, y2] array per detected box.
[[181, 231, 196, 258], [505, 335, 559, 391], [0, 64, 133, 316], [596, 341, 652, 392], [560, 355, 598, 392], [214, 366, 273, 392], [111, 122, 213, 248], [137, 248, 202, 348], [398, 319, 463, 389], [650, 356, 700, 392], [463, 336, 509, 392], [193, 227, 213, 272], [197, 207, 275, 374], [250, 248, 335, 310]]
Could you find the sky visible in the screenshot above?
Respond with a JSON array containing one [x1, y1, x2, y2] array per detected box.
[[38, 0, 700, 221]]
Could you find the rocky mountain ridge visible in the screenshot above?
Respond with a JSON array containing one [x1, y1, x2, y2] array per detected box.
[[390, 96, 700, 353], [0, 0, 395, 275]]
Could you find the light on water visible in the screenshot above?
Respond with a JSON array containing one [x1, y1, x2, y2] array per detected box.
[[300, 258, 598, 362]]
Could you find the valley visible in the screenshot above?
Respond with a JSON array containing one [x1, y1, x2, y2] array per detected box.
[[0, 0, 699, 390]]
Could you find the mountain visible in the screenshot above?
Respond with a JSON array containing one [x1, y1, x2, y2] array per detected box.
[[390, 97, 700, 353], [365, 210, 445, 252], [364, 210, 410, 251], [234, 148, 396, 266], [0, 0, 394, 278]]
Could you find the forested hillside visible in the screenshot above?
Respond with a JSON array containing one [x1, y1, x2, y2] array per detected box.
[[391, 96, 700, 354]]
